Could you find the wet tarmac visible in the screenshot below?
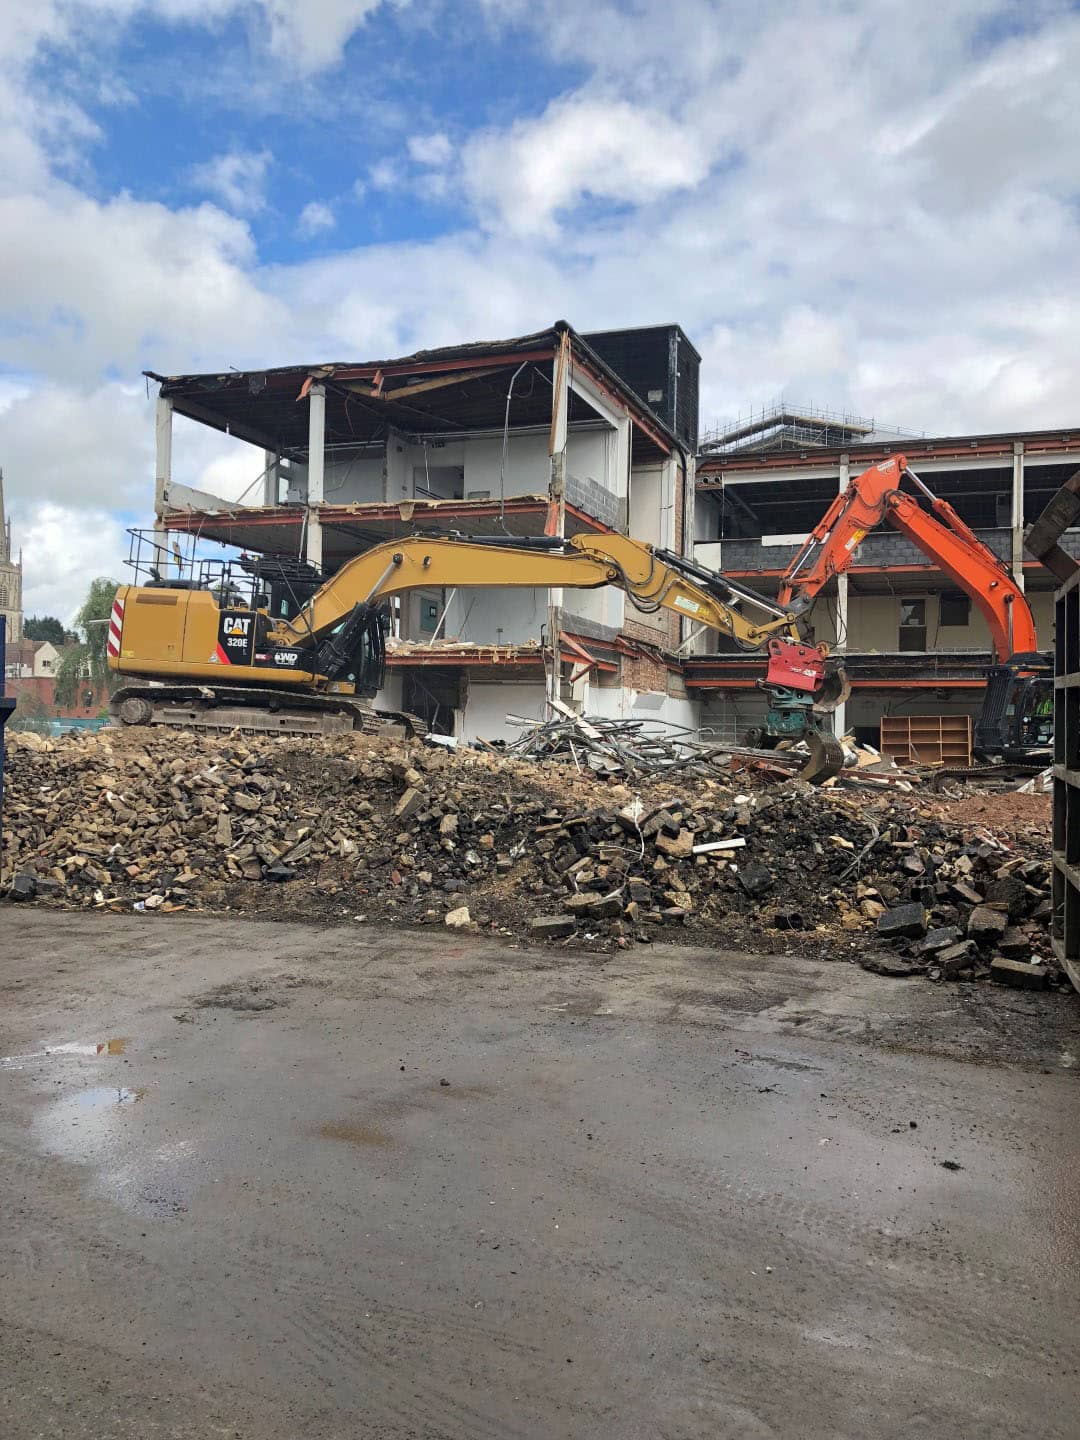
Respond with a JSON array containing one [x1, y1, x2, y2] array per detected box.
[[1, 910, 1078, 1438]]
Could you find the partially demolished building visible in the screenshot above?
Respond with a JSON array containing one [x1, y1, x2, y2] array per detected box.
[[147, 324, 1077, 749], [150, 323, 700, 739]]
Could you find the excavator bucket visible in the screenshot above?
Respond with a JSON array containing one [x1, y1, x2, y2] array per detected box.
[[810, 662, 852, 716], [797, 730, 846, 785]]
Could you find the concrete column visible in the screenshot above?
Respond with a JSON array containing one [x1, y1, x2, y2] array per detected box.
[[383, 427, 410, 500], [682, 449, 696, 557], [263, 450, 278, 506], [613, 415, 631, 531], [547, 336, 570, 705], [154, 395, 173, 568], [306, 383, 326, 572], [1012, 441, 1025, 591], [833, 455, 851, 739]]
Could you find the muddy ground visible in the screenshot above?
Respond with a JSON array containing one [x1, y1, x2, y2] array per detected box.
[[2, 910, 1078, 1438]]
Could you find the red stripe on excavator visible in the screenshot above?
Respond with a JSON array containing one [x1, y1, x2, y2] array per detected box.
[[107, 599, 124, 657], [214, 643, 231, 665]]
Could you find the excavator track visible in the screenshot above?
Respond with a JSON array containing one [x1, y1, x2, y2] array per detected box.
[[930, 762, 1047, 790], [110, 684, 426, 739]]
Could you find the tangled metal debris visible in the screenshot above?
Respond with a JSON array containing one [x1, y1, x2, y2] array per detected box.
[[501, 714, 745, 780]]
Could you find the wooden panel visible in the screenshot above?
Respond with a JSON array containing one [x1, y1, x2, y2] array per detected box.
[[879, 714, 972, 767]]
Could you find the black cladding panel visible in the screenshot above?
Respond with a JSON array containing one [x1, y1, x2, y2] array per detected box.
[[583, 325, 700, 450]]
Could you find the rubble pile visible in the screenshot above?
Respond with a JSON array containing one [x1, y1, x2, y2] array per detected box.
[[1, 727, 1059, 989]]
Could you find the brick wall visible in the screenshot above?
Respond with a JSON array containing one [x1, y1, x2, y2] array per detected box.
[[718, 527, 1014, 572], [622, 615, 668, 650], [6, 676, 110, 719], [622, 649, 668, 694], [565, 472, 627, 530]]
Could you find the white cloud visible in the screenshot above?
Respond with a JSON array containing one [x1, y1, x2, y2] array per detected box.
[[19, 502, 131, 624], [0, 382, 152, 515], [0, 184, 291, 380], [188, 148, 272, 214], [368, 158, 399, 190], [407, 131, 452, 167], [171, 414, 272, 501], [0, 1, 407, 81], [297, 199, 336, 236], [462, 96, 711, 235], [259, 0, 395, 74]]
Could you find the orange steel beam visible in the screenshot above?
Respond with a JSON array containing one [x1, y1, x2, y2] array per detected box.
[[698, 433, 1080, 478]]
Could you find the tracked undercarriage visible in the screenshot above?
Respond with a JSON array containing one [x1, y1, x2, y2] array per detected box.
[[110, 683, 425, 738]]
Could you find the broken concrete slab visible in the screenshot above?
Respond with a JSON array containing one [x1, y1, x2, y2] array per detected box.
[[990, 956, 1048, 990], [529, 915, 577, 939], [968, 905, 1009, 945], [916, 925, 962, 956], [937, 940, 979, 975], [984, 875, 1029, 919], [8, 872, 36, 901], [876, 903, 928, 940], [393, 787, 424, 820]]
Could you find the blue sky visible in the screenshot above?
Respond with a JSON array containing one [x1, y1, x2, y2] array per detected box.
[[1, 0, 1079, 618], [59, 5, 582, 258]]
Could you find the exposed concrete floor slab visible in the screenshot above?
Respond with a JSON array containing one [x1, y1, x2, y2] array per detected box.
[[2, 910, 1078, 1439]]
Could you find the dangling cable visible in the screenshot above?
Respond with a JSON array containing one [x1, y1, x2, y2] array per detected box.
[[498, 361, 529, 533]]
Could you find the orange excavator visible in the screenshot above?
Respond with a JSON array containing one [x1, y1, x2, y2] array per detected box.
[[758, 453, 1052, 762]]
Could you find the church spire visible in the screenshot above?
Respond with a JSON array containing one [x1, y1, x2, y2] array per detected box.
[[0, 467, 7, 564]]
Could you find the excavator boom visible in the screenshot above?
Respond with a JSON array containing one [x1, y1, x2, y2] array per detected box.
[[276, 532, 796, 651], [775, 454, 1049, 762], [777, 453, 1038, 662]]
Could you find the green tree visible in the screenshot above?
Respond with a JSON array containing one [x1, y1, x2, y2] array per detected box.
[[53, 577, 120, 708], [24, 615, 67, 645], [8, 689, 51, 734]]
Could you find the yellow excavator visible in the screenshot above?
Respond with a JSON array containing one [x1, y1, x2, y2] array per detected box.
[[106, 530, 849, 779]]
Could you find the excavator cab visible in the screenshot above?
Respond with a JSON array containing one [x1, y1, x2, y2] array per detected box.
[[975, 656, 1054, 763]]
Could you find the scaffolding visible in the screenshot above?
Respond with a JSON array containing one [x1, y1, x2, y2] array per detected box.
[[701, 399, 915, 456]]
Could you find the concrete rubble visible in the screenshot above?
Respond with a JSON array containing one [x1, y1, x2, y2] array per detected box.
[[0, 727, 1063, 991]]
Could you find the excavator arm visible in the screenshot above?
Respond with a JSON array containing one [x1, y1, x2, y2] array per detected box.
[[777, 454, 1038, 662], [276, 532, 803, 653]]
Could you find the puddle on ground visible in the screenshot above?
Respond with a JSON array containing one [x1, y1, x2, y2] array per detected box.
[[32, 1085, 148, 1171], [2, 1038, 130, 1068], [73, 1085, 145, 1109], [33, 1085, 206, 1221], [319, 1119, 393, 1148], [48, 1038, 129, 1057]]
